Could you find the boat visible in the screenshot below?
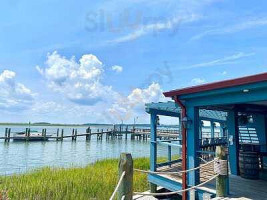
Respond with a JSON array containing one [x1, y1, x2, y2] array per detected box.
[[13, 130, 51, 141]]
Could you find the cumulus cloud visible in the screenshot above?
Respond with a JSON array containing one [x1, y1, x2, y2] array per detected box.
[[37, 51, 166, 123], [111, 65, 123, 73], [108, 82, 164, 121], [36, 51, 116, 105], [0, 70, 35, 111]]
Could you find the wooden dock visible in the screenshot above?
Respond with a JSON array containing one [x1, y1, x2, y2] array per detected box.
[[0, 125, 180, 142]]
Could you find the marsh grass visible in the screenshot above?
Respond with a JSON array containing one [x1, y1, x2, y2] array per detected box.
[[0, 156, 179, 200], [0, 158, 151, 200]]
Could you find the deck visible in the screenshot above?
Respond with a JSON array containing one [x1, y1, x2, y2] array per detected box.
[[150, 162, 267, 200]]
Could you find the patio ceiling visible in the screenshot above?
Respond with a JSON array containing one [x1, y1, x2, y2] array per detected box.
[[146, 101, 227, 121]]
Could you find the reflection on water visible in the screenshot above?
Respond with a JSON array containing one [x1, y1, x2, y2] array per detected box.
[[0, 125, 177, 175]]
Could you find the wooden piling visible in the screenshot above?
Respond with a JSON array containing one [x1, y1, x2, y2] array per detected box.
[[125, 126, 128, 140], [97, 129, 100, 140], [26, 128, 30, 141], [72, 129, 75, 141], [118, 153, 133, 200], [216, 146, 228, 197], [4, 128, 8, 142], [8, 128, 11, 142], [75, 129, 77, 141], [86, 127, 90, 140], [43, 129, 47, 141], [61, 129, 64, 141], [56, 129, 59, 141]]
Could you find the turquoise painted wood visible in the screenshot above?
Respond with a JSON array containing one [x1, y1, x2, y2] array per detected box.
[[148, 174, 182, 191], [148, 174, 216, 200], [227, 110, 239, 175], [211, 121, 215, 138], [150, 112, 157, 172], [186, 106, 200, 196], [180, 81, 267, 100]]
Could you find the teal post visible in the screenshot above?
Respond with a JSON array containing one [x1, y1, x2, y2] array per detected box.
[[186, 106, 200, 199], [168, 141, 172, 165], [227, 110, 239, 175], [211, 121, 215, 138], [150, 112, 157, 192]]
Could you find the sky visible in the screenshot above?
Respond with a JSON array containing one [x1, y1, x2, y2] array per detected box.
[[0, 0, 267, 124]]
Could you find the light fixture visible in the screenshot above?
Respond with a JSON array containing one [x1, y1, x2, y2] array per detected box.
[[156, 116, 160, 126], [243, 89, 249, 93], [181, 116, 192, 129]]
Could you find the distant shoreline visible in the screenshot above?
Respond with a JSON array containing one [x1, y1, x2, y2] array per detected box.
[[0, 123, 178, 127], [0, 123, 113, 127]]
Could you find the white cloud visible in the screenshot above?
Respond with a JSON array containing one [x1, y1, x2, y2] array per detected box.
[[222, 71, 227, 75], [191, 78, 206, 85], [108, 82, 164, 121], [111, 65, 123, 73], [183, 52, 255, 70], [191, 17, 267, 40], [37, 51, 116, 105], [0, 70, 35, 111], [109, 13, 201, 43], [37, 52, 166, 123]]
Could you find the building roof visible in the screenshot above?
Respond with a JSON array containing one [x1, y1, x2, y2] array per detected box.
[[164, 72, 267, 98], [146, 102, 227, 121]]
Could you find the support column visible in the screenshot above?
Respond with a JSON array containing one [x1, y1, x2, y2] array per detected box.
[[211, 121, 215, 139], [150, 112, 157, 192], [186, 106, 200, 199], [227, 110, 239, 175]]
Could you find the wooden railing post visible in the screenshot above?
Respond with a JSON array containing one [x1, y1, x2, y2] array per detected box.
[[216, 146, 228, 197], [118, 153, 133, 200]]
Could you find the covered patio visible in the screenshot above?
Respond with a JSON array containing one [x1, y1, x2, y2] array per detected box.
[[146, 72, 267, 200]]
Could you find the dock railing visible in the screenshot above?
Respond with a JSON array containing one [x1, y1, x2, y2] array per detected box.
[[111, 146, 228, 200]]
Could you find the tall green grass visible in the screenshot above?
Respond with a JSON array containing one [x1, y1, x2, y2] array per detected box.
[[0, 158, 151, 200]]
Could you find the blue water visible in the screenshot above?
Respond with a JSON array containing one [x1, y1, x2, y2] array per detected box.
[[0, 125, 178, 175]]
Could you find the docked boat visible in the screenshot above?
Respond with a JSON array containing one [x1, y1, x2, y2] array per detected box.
[[13, 130, 51, 141]]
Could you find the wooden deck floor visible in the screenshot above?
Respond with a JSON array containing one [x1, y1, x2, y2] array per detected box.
[[157, 161, 215, 183], [156, 163, 267, 200]]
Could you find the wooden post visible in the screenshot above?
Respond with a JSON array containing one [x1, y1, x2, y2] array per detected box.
[[56, 128, 59, 141], [4, 128, 8, 142], [86, 127, 89, 140], [27, 128, 30, 141], [8, 128, 11, 142], [118, 153, 133, 200], [72, 129, 75, 141], [216, 146, 228, 197], [61, 129, 64, 141], [43, 129, 47, 141], [75, 129, 77, 140], [125, 125, 128, 140]]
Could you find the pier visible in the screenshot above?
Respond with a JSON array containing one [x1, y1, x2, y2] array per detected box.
[[0, 125, 180, 142]]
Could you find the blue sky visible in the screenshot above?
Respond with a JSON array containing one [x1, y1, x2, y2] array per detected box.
[[0, 0, 267, 124]]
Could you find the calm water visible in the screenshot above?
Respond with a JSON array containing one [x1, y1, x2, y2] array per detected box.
[[0, 125, 177, 175]]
